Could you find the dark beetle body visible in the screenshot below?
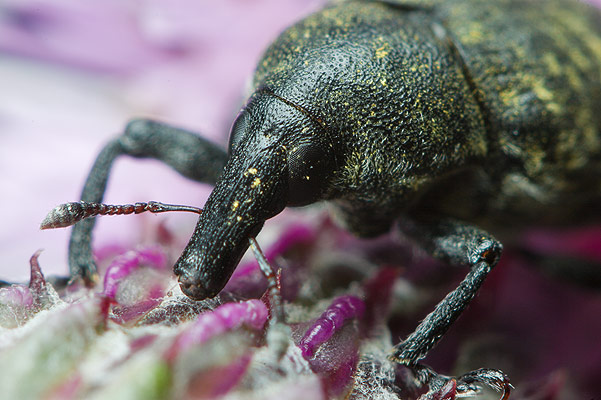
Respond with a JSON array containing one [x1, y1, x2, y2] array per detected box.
[[250, 0, 601, 236], [49, 0, 601, 387], [175, 0, 601, 297]]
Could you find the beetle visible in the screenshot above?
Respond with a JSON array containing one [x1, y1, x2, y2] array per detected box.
[[41, 0, 601, 394]]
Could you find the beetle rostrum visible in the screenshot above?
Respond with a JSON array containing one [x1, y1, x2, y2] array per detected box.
[[174, 90, 335, 299]]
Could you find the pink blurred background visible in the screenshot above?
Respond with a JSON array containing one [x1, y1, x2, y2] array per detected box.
[[0, 0, 325, 280]]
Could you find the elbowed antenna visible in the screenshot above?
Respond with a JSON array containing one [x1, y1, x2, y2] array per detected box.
[[39, 199, 283, 317], [40, 201, 203, 230]]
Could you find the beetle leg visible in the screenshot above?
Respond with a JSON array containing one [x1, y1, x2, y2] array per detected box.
[[249, 237, 286, 325], [411, 364, 511, 400], [390, 218, 503, 365], [69, 119, 228, 285]]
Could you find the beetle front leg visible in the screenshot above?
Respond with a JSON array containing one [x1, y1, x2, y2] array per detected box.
[[69, 119, 228, 284], [391, 218, 503, 365]]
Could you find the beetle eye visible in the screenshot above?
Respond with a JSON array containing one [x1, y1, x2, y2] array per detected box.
[[228, 111, 249, 156], [287, 143, 331, 206]]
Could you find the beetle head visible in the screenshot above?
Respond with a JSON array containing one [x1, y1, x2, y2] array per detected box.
[[174, 90, 335, 300]]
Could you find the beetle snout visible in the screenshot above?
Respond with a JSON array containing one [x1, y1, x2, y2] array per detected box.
[[178, 275, 212, 300], [175, 258, 223, 300], [172, 145, 289, 301]]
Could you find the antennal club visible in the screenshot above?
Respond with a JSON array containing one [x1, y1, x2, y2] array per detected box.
[[40, 201, 203, 230]]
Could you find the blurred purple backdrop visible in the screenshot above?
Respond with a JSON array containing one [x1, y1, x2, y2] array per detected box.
[[0, 0, 325, 280]]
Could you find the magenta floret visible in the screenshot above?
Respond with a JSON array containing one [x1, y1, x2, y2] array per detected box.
[[102, 246, 167, 300], [0, 285, 33, 308], [166, 299, 268, 361], [298, 295, 365, 359]]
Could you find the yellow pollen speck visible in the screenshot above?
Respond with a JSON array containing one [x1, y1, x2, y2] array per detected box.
[[231, 200, 239, 210], [244, 168, 258, 177], [251, 177, 261, 188], [375, 43, 390, 59], [236, 216, 243, 222]]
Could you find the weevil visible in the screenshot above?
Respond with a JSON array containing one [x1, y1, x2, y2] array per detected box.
[[42, 0, 601, 394]]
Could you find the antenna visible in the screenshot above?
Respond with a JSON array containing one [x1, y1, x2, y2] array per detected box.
[[40, 201, 202, 229]]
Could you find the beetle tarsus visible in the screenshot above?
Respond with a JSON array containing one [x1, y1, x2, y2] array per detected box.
[[455, 368, 512, 399], [411, 364, 511, 400]]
